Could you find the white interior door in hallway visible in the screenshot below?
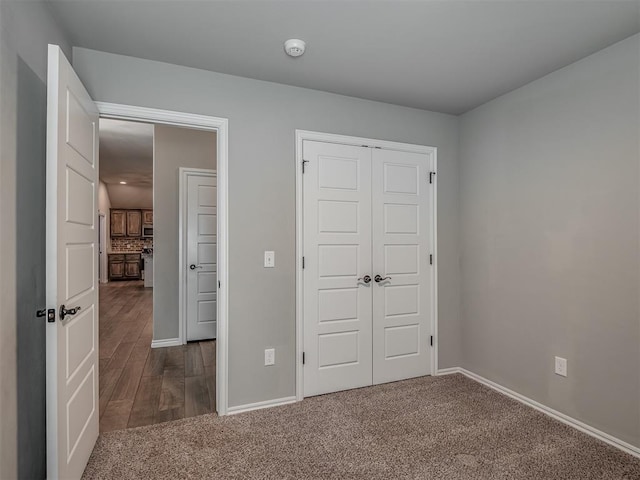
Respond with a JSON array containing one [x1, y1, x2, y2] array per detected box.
[[303, 140, 435, 397], [186, 172, 217, 341], [46, 44, 100, 479]]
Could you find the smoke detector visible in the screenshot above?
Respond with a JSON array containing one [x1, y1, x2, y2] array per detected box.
[[284, 39, 306, 58]]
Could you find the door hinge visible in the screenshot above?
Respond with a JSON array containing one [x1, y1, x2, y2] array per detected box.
[[302, 160, 309, 173], [429, 171, 436, 184], [430, 254, 433, 265], [218, 280, 221, 288], [302, 352, 306, 365], [430, 335, 434, 347], [36, 308, 56, 323], [302, 257, 305, 269]]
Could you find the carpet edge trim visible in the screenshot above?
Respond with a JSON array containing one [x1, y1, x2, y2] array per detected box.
[[227, 396, 297, 415], [443, 367, 640, 459]]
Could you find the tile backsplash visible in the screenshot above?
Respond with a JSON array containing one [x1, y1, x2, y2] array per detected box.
[[110, 237, 153, 252]]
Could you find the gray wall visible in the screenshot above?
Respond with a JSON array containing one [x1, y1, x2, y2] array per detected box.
[[106, 183, 153, 209], [153, 125, 217, 340], [459, 34, 640, 447], [72, 47, 461, 408], [0, 1, 71, 478]]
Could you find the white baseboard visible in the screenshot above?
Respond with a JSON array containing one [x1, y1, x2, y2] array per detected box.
[[443, 367, 640, 459], [227, 396, 297, 415], [150, 337, 182, 348]]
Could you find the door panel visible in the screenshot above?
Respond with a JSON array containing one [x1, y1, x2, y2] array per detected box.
[[126, 210, 142, 237], [186, 174, 217, 341], [372, 148, 433, 384], [46, 44, 99, 479], [303, 141, 373, 397], [142, 210, 153, 225], [110, 210, 126, 236]]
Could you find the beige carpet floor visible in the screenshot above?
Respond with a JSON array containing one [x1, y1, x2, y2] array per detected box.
[[83, 374, 640, 479]]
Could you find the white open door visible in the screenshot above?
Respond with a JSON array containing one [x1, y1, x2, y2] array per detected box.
[[46, 44, 99, 479], [186, 171, 217, 341]]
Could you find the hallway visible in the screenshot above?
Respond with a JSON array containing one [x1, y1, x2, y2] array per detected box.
[[99, 281, 216, 432]]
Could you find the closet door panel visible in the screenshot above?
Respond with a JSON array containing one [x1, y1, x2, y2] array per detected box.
[[371, 148, 433, 384], [303, 141, 373, 397]]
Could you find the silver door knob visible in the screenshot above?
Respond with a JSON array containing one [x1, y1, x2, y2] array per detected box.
[[357, 275, 372, 284], [374, 275, 392, 283], [190, 264, 202, 270]]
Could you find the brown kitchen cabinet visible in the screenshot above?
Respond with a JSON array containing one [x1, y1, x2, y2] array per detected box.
[[126, 210, 142, 237], [109, 253, 141, 280], [125, 254, 141, 278], [108, 254, 125, 280], [142, 210, 153, 225], [111, 209, 148, 237], [110, 210, 127, 237]]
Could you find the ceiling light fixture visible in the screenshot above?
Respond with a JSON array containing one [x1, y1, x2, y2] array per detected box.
[[284, 38, 306, 58], [119, 181, 127, 184]]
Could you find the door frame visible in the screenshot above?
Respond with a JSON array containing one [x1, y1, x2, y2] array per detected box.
[[295, 130, 438, 401], [95, 102, 231, 416], [178, 168, 217, 343], [98, 213, 108, 283]]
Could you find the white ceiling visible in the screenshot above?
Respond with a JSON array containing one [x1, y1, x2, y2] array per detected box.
[[99, 118, 153, 187], [48, 1, 640, 115]]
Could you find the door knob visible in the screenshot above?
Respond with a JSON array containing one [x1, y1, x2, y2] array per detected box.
[[190, 264, 202, 270], [374, 275, 392, 283], [357, 275, 372, 284], [59, 304, 81, 320]]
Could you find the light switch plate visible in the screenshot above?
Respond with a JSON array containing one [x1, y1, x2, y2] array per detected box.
[[264, 251, 275, 268], [555, 356, 567, 377]]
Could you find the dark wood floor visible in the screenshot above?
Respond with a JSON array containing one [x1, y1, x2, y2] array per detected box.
[[99, 280, 216, 432]]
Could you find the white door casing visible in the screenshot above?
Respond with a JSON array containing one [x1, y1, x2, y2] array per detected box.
[[372, 148, 433, 384], [98, 213, 107, 284], [97, 105, 228, 415], [303, 141, 373, 396], [186, 172, 217, 341], [46, 44, 99, 479]]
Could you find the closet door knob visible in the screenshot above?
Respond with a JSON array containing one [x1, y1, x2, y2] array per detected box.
[[374, 275, 391, 283]]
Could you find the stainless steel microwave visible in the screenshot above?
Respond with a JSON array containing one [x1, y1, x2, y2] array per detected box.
[[143, 226, 153, 237]]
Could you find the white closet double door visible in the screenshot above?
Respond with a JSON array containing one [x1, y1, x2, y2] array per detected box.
[[303, 140, 434, 397]]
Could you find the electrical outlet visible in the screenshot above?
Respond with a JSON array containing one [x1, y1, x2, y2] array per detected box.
[[555, 356, 567, 377], [264, 251, 275, 268], [264, 348, 275, 366]]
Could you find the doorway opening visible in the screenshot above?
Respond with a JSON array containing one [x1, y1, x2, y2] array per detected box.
[[97, 118, 219, 432]]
